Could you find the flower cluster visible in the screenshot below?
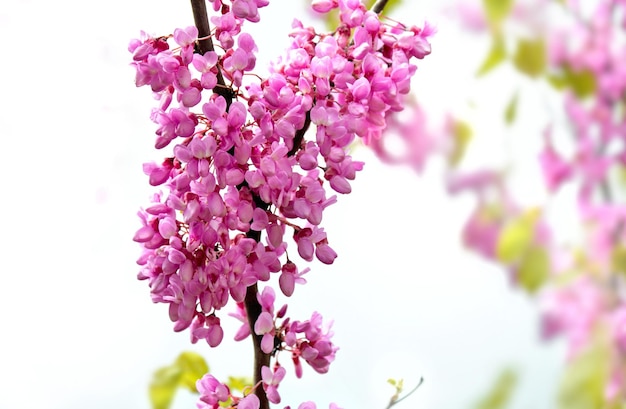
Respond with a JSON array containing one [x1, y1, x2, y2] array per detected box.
[[441, 0, 626, 404], [131, 0, 431, 407]]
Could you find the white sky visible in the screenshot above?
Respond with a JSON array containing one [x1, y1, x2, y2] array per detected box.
[[0, 1, 566, 408]]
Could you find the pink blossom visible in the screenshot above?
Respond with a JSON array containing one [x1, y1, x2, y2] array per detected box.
[[262, 365, 287, 403], [131, 4, 431, 401], [311, 0, 338, 13], [196, 374, 230, 409], [238, 394, 261, 409]]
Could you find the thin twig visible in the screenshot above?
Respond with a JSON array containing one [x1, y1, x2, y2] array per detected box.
[[385, 377, 424, 409]]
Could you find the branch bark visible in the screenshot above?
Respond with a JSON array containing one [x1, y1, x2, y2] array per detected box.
[[190, 0, 233, 105]]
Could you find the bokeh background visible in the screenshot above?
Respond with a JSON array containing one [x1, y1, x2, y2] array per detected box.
[[0, 1, 568, 408]]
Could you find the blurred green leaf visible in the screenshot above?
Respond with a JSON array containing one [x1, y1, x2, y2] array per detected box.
[[474, 368, 518, 409], [504, 92, 518, 125], [512, 38, 547, 78], [559, 332, 610, 409], [149, 352, 209, 409], [150, 366, 183, 409], [226, 376, 253, 392], [449, 120, 473, 166], [496, 209, 539, 263], [483, 0, 513, 25], [547, 67, 596, 98], [517, 245, 549, 293], [612, 245, 626, 276], [176, 351, 210, 391], [477, 35, 507, 77]]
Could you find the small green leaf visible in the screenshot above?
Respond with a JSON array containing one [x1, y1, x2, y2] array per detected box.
[[512, 38, 547, 78], [150, 366, 183, 409], [226, 376, 253, 392], [546, 74, 568, 90], [559, 331, 610, 409], [496, 209, 539, 263], [612, 245, 626, 276], [474, 368, 518, 409], [149, 352, 209, 409], [517, 245, 549, 293], [176, 351, 209, 392], [567, 69, 596, 97], [477, 35, 507, 77], [482, 0, 513, 25], [504, 92, 518, 125], [448, 120, 473, 166], [547, 67, 596, 98]]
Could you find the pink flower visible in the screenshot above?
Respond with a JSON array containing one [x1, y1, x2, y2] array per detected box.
[[262, 365, 287, 403], [238, 393, 261, 409], [311, 0, 338, 13], [196, 374, 230, 409]]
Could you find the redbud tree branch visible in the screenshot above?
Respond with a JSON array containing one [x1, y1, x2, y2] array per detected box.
[[190, 0, 233, 104], [372, 0, 390, 14], [187, 1, 394, 406], [189, 1, 270, 408]]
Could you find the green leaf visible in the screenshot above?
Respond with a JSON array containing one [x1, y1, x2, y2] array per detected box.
[[496, 209, 539, 263], [448, 120, 473, 166], [482, 0, 513, 25], [559, 331, 610, 409], [504, 92, 518, 125], [149, 352, 209, 409], [547, 66, 596, 98], [517, 245, 549, 293], [474, 368, 518, 409], [477, 35, 507, 77], [512, 38, 547, 78], [150, 366, 183, 409], [226, 376, 253, 392], [176, 351, 210, 392], [612, 245, 626, 276]]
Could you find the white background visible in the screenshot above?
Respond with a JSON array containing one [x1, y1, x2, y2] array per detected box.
[[0, 1, 566, 408]]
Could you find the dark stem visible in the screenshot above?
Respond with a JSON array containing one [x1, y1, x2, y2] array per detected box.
[[244, 200, 271, 409], [190, 0, 233, 104], [188, 2, 269, 408], [243, 282, 271, 408], [288, 110, 311, 157], [371, 0, 390, 14]]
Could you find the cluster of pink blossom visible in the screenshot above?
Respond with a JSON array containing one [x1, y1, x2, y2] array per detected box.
[[536, 0, 626, 401], [442, 0, 626, 403], [338, 0, 626, 403], [130, 0, 431, 406]]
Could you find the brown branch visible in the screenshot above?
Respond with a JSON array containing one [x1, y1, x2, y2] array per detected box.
[[371, 0, 390, 14], [288, 110, 311, 157], [243, 282, 271, 409], [244, 198, 271, 409], [190, 0, 233, 105]]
